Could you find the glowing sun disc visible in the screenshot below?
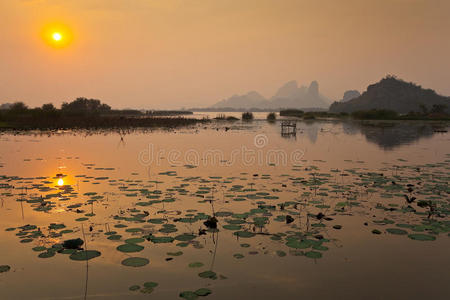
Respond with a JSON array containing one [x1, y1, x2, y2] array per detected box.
[[52, 32, 62, 41], [57, 178, 64, 186], [42, 23, 73, 48]]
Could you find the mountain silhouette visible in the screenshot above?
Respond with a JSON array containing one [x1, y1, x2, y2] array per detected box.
[[211, 80, 330, 110], [329, 76, 450, 113]]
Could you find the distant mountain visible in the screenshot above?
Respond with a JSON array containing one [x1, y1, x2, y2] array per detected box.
[[329, 76, 450, 113], [210, 80, 330, 110], [341, 90, 361, 102], [212, 91, 269, 110]]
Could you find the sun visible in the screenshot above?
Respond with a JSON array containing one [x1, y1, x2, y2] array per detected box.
[[52, 32, 62, 41], [57, 178, 64, 186], [42, 23, 73, 48]]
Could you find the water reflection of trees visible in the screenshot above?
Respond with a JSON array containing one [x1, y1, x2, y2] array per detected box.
[[289, 121, 447, 150], [351, 121, 447, 150]]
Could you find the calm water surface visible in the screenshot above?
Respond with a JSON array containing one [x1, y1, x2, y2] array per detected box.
[[0, 120, 449, 300]]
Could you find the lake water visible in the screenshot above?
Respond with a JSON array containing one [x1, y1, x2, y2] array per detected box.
[[0, 119, 449, 300]]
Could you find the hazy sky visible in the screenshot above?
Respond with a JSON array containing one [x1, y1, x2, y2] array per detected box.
[[1, 0, 449, 109]]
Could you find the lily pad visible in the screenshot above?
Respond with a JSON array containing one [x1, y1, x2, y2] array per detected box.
[[38, 251, 56, 259], [175, 234, 196, 242], [286, 239, 312, 249], [195, 288, 212, 296], [117, 243, 144, 253], [180, 291, 198, 300], [188, 262, 204, 268], [32, 246, 47, 252], [408, 234, 436, 241], [143, 282, 158, 288], [386, 228, 408, 235], [125, 238, 145, 244], [198, 270, 216, 279], [305, 251, 322, 259], [150, 236, 175, 243], [121, 257, 149, 267], [107, 234, 122, 240], [233, 231, 255, 238], [69, 250, 101, 261], [222, 224, 242, 230], [0, 265, 11, 273]]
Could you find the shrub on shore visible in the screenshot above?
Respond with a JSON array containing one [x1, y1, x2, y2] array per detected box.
[[267, 112, 276, 121], [242, 112, 254, 121]]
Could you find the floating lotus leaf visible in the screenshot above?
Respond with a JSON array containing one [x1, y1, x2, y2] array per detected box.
[[75, 217, 89, 222], [222, 224, 242, 230], [69, 250, 101, 261], [121, 257, 149, 267], [125, 238, 145, 244], [148, 219, 165, 224], [125, 228, 143, 233], [175, 234, 196, 242], [0, 265, 11, 273], [305, 251, 322, 259], [60, 249, 77, 255], [32, 246, 47, 252], [312, 245, 329, 251], [188, 262, 204, 268], [179, 291, 198, 300], [38, 251, 56, 258], [408, 234, 436, 241], [150, 236, 174, 243], [117, 243, 144, 253], [286, 239, 312, 249], [160, 227, 178, 233], [386, 228, 408, 235], [143, 282, 158, 288], [195, 288, 212, 296], [233, 231, 255, 238], [198, 270, 216, 279], [104, 231, 117, 236], [140, 287, 154, 294]]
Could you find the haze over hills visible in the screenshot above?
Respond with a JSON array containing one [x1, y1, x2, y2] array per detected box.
[[329, 76, 450, 114], [210, 80, 331, 110]]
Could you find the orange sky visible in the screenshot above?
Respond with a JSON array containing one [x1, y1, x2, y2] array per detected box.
[[0, 0, 449, 109]]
